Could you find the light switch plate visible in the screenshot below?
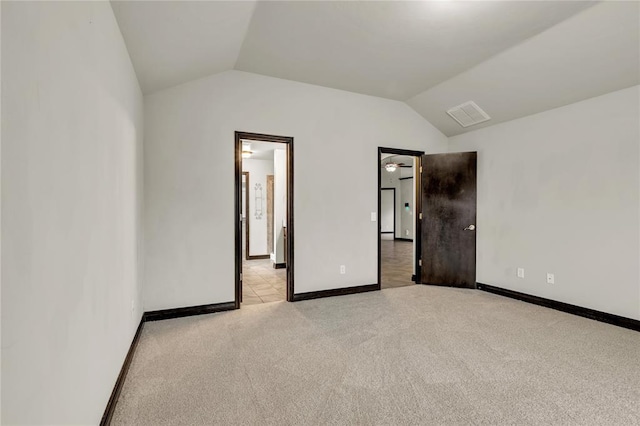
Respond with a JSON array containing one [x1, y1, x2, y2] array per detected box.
[[371, 212, 376, 222]]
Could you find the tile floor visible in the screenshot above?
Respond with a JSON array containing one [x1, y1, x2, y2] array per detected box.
[[241, 258, 286, 305], [381, 239, 415, 289], [241, 238, 412, 304]]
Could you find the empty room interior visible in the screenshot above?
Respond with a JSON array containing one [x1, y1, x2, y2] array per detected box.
[[1, 1, 639, 425]]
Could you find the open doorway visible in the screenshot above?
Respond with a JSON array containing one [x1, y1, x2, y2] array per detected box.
[[235, 132, 294, 307], [378, 147, 423, 289]]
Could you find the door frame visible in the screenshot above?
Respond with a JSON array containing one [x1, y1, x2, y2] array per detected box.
[[377, 147, 424, 287], [235, 131, 295, 308], [380, 187, 396, 236]]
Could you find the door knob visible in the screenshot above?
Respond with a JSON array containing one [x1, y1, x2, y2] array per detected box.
[[464, 224, 475, 231]]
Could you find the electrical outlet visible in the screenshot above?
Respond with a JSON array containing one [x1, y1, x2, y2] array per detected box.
[[546, 273, 555, 284], [340, 265, 346, 275], [517, 268, 525, 278]]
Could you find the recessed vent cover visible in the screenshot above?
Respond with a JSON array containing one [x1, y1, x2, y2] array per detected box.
[[447, 101, 491, 128]]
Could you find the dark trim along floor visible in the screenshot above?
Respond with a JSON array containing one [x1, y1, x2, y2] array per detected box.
[[100, 319, 145, 426], [477, 283, 640, 333], [247, 254, 270, 260], [103, 282, 639, 424], [292, 283, 379, 302], [101, 284, 385, 424], [101, 302, 235, 424], [143, 302, 236, 322]]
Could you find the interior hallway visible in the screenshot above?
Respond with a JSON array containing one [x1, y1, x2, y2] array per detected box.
[[242, 258, 286, 305], [381, 239, 415, 289], [111, 285, 640, 425], [242, 218, 286, 305]]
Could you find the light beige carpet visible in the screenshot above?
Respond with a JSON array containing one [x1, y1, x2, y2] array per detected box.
[[112, 286, 640, 425]]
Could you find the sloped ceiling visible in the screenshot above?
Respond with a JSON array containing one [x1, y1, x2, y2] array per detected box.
[[111, 1, 639, 136], [110, 1, 256, 94], [407, 1, 640, 136], [235, 1, 593, 101]]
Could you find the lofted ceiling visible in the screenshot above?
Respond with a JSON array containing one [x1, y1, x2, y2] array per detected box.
[[407, 1, 640, 136], [111, 1, 639, 136], [235, 1, 594, 101], [110, 1, 256, 94]]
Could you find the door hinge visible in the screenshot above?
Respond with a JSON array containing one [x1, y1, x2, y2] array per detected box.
[[240, 273, 243, 282], [418, 259, 422, 266], [420, 166, 423, 173], [419, 212, 423, 220]]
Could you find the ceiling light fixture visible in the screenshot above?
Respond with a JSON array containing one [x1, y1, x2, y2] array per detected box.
[[385, 163, 398, 173], [242, 141, 252, 159]]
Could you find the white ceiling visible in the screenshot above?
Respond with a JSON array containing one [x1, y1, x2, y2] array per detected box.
[[381, 154, 414, 168], [408, 1, 640, 136], [236, 1, 593, 101], [242, 140, 283, 161], [110, 1, 256, 94], [111, 1, 639, 136]]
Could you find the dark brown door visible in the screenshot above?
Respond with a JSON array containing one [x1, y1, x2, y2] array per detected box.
[[420, 152, 477, 288]]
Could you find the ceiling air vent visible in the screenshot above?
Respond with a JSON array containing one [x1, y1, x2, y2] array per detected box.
[[446, 101, 491, 128]]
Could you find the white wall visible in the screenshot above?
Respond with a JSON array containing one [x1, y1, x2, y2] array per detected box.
[[144, 70, 448, 309], [242, 158, 273, 256], [273, 148, 287, 264], [380, 189, 395, 233], [400, 177, 415, 240], [449, 86, 640, 321], [1, 2, 144, 424]]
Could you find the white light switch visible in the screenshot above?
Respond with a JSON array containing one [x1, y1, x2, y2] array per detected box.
[[517, 268, 525, 278], [547, 273, 555, 284], [371, 212, 377, 222]]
